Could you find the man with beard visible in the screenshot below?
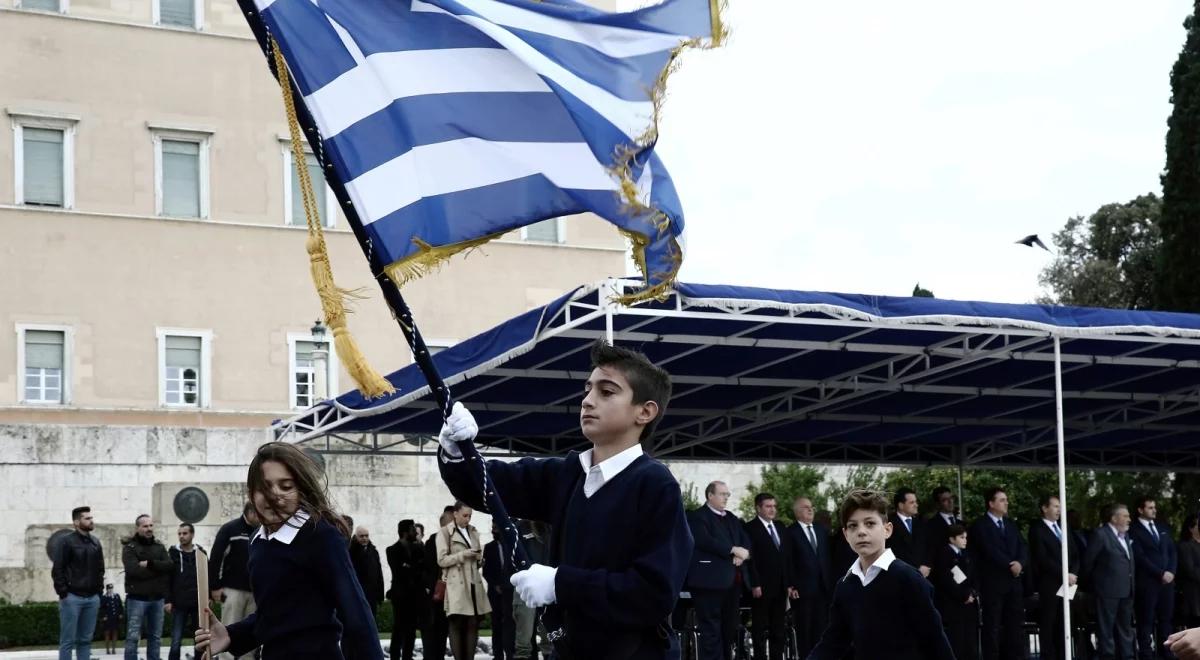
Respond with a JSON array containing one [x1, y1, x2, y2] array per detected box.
[[53, 505, 105, 660], [387, 519, 429, 660], [123, 514, 173, 660], [166, 523, 205, 660]]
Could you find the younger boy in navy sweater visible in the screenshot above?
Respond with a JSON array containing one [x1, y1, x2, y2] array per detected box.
[[808, 489, 955, 660], [437, 340, 694, 660]]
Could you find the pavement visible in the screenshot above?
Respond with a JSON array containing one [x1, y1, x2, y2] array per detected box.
[[0, 637, 497, 659]]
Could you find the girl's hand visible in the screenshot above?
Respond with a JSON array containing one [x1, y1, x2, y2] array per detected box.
[[195, 607, 231, 656]]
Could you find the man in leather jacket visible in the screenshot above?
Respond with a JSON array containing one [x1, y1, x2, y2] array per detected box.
[[122, 515, 173, 660], [53, 505, 105, 659]]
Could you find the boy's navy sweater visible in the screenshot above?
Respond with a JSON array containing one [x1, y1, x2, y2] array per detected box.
[[226, 516, 382, 660], [439, 449, 694, 660], [808, 556, 955, 660]]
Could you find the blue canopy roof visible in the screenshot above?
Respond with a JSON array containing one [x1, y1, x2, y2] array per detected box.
[[276, 280, 1200, 470]]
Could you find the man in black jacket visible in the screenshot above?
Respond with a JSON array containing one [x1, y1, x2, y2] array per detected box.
[[387, 519, 429, 660], [1028, 494, 1079, 660], [123, 514, 173, 660], [350, 526, 385, 616], [968, 487, 1029, 660], [166, 522, 205, 660], [53, 505, 105, 660], [209, 502, 258, 660], [484, 522, 517, 660], [743, 493, 796, 660], [786, 495, 831, 659], [887, 487, 930, 577], [925, 486, 963, 568], [1130, 496, 1177, 660], [685, 480, 751, 660]]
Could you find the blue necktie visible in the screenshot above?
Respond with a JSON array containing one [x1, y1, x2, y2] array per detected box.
[[996, 518, 1004, 532], [1052, 522, 1062, 540], [1151, 524, 1160, 543], [904, 517, 913, 534]]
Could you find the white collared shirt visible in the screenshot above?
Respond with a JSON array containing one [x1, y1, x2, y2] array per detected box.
[[847, 548, 896, 587], [578, 443, 643, 498], [251, 509, 311, 545], [1043, 518, 1063, 535], [706, 504, 727, 517], [1108, 524, 1132, 558], [1140, 518, 1159, 535], [940, 512, 956, 525], [987, 512, 1005, 527], [456, 526, 472, 548]]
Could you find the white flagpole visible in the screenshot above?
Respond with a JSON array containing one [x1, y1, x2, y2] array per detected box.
[[1055, 336, 1074, 659]]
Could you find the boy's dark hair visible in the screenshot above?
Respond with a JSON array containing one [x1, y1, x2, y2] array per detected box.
[[178, 522, 195, 533], [754, 493, 777, 508], [1039, 494, 1060, 509], [893, 488, 915, 508], [984, 487, 1005, 506], [839, 489, 889, 528], [71, 506, 90, 521], [946, 523, 967, 540], [589, 339, 672, 441]]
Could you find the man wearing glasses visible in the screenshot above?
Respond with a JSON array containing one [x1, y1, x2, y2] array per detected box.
[[685, 481, 752, 660]]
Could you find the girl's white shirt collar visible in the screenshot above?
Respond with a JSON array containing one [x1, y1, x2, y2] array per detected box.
[[252, 509, 311, 545]]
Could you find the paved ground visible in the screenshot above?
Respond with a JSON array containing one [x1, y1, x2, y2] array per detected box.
[[0, 637, 496, 659]]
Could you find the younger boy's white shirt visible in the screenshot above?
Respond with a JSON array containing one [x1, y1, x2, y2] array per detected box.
[[847, 547, 896, 587], [578, 443, 643, 498]]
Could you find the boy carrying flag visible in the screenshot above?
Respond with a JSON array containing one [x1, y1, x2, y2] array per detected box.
[[437, 340, 694, 659]]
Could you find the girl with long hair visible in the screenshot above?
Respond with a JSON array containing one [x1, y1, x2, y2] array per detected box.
[[195, 442, 382, 659]]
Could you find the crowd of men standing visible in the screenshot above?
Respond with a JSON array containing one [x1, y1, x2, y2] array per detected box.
[[683, 481, 1200, 660]]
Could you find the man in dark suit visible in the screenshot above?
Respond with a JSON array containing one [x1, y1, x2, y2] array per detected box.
[[888, 487, 931, 577], [969, 486, 1029, 660], [1029, 494, 1080, 660], [932, 524, 980, 660], [1083, 503, 1136, 660], [786, 495, 831, 658], [685, 481, 752, 660], [926, 486, 963, 567], [483, 522, 517, 660], [743, 493, 796, 660], [1129, 496, 1177, 660]]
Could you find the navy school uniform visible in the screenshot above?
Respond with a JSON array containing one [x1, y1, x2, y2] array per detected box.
[[439, 446, 695, 660], [225, 510, 383, 660], [808, 549, 955, 660], [931, 543, 979, 660]]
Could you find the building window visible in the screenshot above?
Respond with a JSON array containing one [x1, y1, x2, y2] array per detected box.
[[17, 326, 70, 404], [154, 131, 209, 219], [154, 0, 202, 29], [282, 147, 336, 228], [11, 113, 77, 209], [522, 218, 564, 244], [288, 334, 338, 410], [18, 0, 66, 12], [157, 329, 212, 408]]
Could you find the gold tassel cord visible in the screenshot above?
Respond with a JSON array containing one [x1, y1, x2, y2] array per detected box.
[[272, 39, 395, 399]]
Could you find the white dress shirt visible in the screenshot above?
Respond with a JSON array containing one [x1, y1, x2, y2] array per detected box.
[[577, 443, 643, 498], [848, 548, 896, 587], [1108, 524, 1132, 558], [251, 508, 311, 545]]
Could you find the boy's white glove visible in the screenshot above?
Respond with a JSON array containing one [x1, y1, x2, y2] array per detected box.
[[437, 402, 478, 459], [510, 563, 557, 607]]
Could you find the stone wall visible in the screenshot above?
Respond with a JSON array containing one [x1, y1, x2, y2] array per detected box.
[[0, 423, 769, 603]]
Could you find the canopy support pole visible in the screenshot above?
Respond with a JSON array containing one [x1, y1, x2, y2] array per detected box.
[[1055, 335, 1074, 659], [955, 445, 965, 521]]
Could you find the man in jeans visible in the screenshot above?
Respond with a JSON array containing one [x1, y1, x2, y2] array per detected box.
[[52, 505, 105, 660], [122, 514, 173, 660], [208, 502, 258, 660], [165, 522, 205, 660]]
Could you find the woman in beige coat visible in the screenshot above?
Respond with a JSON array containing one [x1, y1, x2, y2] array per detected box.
[[436, 501, 491, 660]]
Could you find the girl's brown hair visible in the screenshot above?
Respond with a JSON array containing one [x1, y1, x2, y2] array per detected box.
[[247, 442, 348, 537]]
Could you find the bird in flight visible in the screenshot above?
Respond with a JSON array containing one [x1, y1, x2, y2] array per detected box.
[[1015, 234, 1051, 252]]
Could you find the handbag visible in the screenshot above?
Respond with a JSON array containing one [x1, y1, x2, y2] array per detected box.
[[432, 578, 447, 603]]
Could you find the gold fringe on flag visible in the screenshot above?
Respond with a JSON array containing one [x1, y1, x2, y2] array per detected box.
[[272, 39, 395, 399]]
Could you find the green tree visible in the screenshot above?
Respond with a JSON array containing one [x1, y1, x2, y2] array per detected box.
[[1037, 194, 1162, 309], [737, 464, 827, 525], [1158, 4, 1200, 312], [680, 480, 703, 512], [820, 465, 882, 514], [912, 284, 935, 298]]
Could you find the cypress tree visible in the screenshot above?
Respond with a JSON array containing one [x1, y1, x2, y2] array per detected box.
[[1158, 2, 1200, 311]]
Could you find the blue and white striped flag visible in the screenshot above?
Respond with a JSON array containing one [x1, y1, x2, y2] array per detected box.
[[249, 0, 722, 302]]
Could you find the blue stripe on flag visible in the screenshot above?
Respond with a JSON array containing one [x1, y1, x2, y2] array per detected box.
[[324, 92, 585, 182], [507, 26, 673, 102], [318, 0, 503, 55], [260, 0, 358, 95]]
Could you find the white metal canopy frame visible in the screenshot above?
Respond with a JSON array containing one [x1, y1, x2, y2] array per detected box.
[[275, 278, 1200, 660]]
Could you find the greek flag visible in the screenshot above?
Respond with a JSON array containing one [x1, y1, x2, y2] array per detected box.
[[249, 0, 721, 300]]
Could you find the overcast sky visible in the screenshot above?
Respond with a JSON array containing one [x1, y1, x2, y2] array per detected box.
[[624, 1, 1190, 303]]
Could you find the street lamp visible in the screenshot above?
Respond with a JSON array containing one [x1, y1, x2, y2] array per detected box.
[[310, 319, 329, 402]]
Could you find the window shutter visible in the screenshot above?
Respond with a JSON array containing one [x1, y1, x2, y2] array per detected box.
[[21, 0, 61, 11], [25, 330, 65, 369], [525, 219, 559, 243], [23, 128, 64, 207], [159, 0, 195, 27], [165, 335, 202, 369], [162, 139, 201, 217]]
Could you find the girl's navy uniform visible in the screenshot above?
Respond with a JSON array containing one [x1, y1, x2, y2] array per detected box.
[[439, 448, 694, 660], [225, 512, 383, 660]]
